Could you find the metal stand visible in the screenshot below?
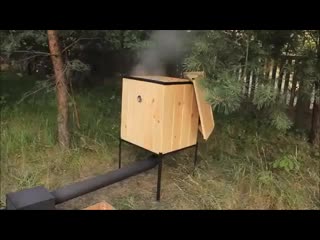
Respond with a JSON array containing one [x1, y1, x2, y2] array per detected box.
[[194, 142, 198, 167], [118, 139, 122, 169], [156, 154, 163, 201], [118, 138, 198, 201]]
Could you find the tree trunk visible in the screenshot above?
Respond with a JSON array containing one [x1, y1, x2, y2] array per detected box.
[[283, 59, 292, 104], [244, 37, 250, 98], [310, 31, 320, 147], [277, 58, 285, 94], [310, 82, 320, 146], [47, 30, 70, 149], [289, 59, 301, 107]]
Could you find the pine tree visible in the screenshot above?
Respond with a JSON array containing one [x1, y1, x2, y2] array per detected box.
[[0, 30, 150, 148], [184, 30, 293, 131]]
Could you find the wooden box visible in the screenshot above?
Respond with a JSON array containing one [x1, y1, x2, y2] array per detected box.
[[120, 72, 214, 154]]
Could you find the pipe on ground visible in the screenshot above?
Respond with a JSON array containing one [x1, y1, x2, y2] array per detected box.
[[51, 155, 159, 204]]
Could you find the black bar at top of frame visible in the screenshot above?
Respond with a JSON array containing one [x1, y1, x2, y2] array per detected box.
[[122, 76, 192, 85]]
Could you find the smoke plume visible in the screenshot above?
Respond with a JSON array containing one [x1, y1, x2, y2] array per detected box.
[[131, 30, 187, 76]]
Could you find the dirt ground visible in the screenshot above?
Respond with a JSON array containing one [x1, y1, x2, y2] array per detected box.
[[57, 142, 195, 210]]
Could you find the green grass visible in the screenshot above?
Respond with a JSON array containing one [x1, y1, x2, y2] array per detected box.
[[0, 72, 319, 209]]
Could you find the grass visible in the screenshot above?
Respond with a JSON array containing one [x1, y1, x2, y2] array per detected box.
[[0, 71, 319, 209]]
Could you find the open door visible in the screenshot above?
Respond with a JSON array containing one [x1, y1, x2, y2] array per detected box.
[[183, 72, 215, 140]]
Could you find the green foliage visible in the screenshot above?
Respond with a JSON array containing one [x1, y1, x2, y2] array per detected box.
[[0, 73, 121, 156], [184, 31, 243, 75], [252, 83, 293, 131], [299, 54, 319, 91], [103, 30, 150, 50], [0, 94, 9, 106], [257, 171, 274, 185], [0, 30, 48, 54], [273, 155, 300, 173], [184, 31, 246, 115], [255, 30, 299, 56], [66, 59, 90, 72], [1, 73, 319, 209], [204, 72, 243, 114], [270, 110, 293, 131], [0, 30, 153, 84], [184, 30, 298, 131], [253, 84, 278, 110], [1, 30, 319, 209]]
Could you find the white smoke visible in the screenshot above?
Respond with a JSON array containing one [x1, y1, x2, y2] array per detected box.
[[131, 30, 187, 76]]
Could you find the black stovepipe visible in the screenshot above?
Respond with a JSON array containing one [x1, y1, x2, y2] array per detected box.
[[51, 154, 159, 205]]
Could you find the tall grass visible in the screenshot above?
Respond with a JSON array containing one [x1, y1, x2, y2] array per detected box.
[[0, 72, 319, 209], [165, 117, 320, 210], [0, 72, 121, 206]]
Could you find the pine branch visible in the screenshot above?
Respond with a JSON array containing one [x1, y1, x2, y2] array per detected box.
[[16, 54, 49, 63], [17, 80, 55, 104], [61, 37, 101, 54], [4, 50, 50, 56], [309, 31, 318, 47]]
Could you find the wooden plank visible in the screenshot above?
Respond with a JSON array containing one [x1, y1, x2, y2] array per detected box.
[[122, 79, 163, 154], [124, 78, 138, 141], [188, 87, 199, 146], [161, 86, 175, 153], [179, 85, 191, 148], [171, 86, 184, 151], [120, 78, 129, 139], [126, 80, 135, 143], [240, 64, 246, 94], [192, 79, 214, 140], [277, 58, 285, 93], [142, 82, 154, 151], [183, 72, 205, 80], [161, 84, 198, 154], [252, 57, 264, 99], [245, 70, 251, 98], [289, 59, 300, 107], [151, 84, 164, 153], [83, 201, 114, 210], [283, 59, 292, 104], [134, 81, 146, 145], [183, 71, 214, 141], [268, 59, 274, 80]]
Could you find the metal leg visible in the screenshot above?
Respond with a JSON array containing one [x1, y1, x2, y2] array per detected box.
[[119, 139, 122, 169], [194, 142, 198, 167], [156, 154, 163, 201]]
